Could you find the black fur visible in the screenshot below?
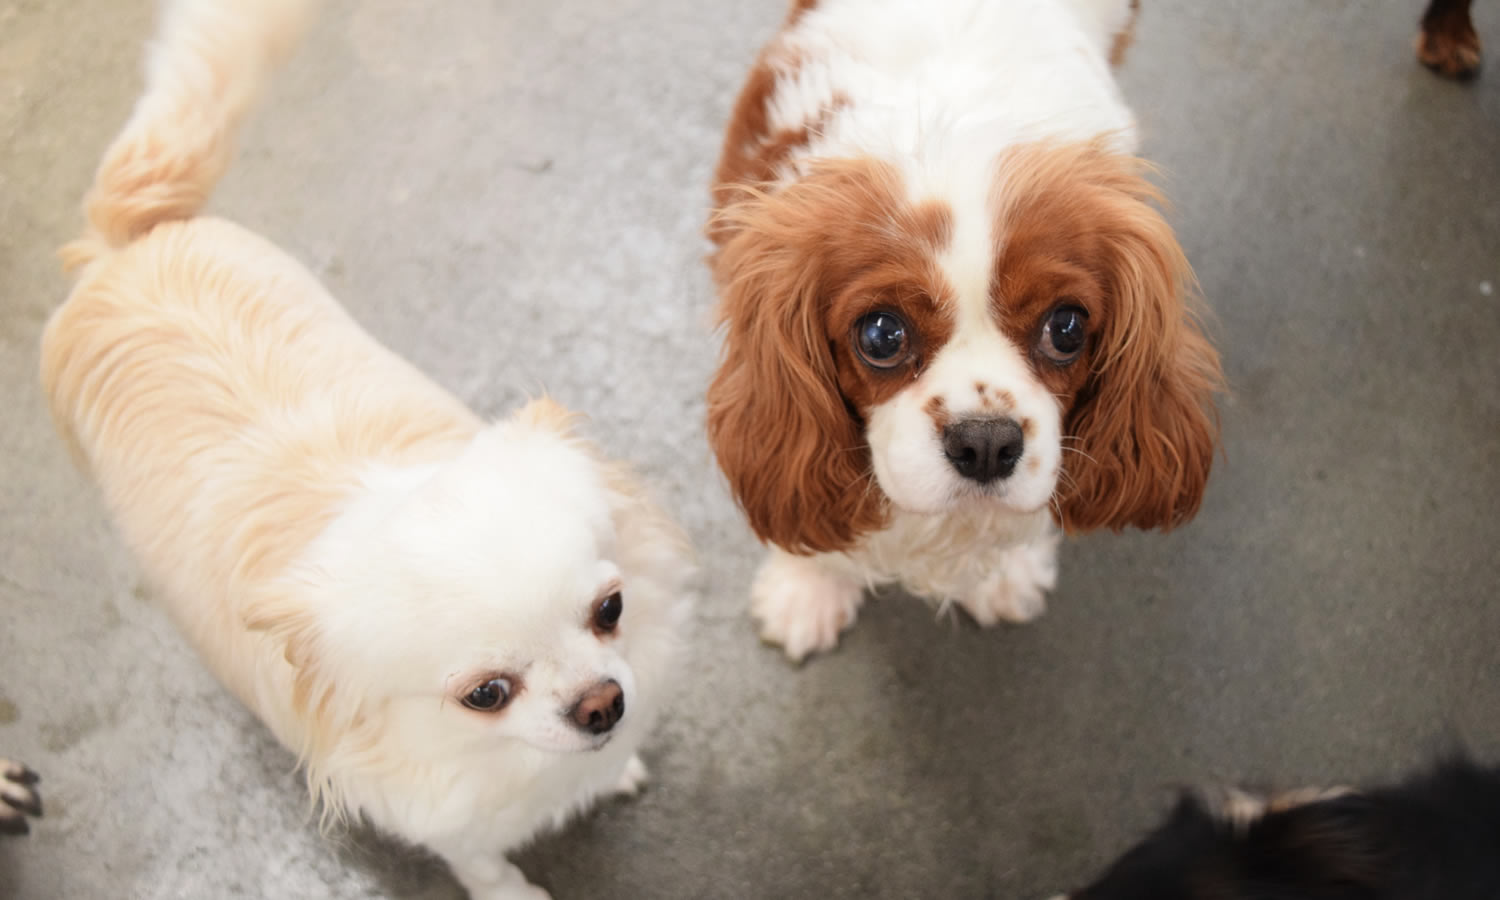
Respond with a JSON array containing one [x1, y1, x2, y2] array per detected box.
[[1066, 757, 1500, 900]]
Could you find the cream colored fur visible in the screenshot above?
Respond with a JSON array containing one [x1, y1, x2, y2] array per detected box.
[[41, 2, 692, 898]]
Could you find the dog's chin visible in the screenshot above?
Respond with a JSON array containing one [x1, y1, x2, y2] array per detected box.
[[521, 731, 616, 755]]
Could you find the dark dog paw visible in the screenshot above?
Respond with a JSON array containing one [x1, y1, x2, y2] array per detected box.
[[1418, 4, 1483, 80], [0, 759, 42, 835]]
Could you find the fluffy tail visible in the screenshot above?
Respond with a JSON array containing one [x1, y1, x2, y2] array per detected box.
[[60, 0, 313, 272]]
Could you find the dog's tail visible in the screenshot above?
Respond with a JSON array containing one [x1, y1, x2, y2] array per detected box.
[[60, 0, 313, 272]]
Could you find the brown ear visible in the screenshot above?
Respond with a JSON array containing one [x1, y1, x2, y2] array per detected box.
[[1057, 174, 1223, 533], [707, 184, 887, 554]]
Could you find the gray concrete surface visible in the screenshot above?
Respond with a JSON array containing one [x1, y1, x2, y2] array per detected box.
[[2, 0, 1498, 897]]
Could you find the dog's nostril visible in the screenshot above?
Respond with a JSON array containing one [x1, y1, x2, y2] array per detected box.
[[942, 417, 1025, 484], [569, 679, 625, 736]]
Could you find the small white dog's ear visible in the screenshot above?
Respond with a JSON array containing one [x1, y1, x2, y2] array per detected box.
[[514, 395, 584, 436], [602, 460, 696, 588], [244, 594, 343, 733]]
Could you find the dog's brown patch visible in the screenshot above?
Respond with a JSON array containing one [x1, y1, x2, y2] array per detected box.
[[708, 158, 959, 553], [925, 395, 951, 433], [709, 14, 855, 246], [989, 140, 1221, 533], [786, 0, 820, 25]]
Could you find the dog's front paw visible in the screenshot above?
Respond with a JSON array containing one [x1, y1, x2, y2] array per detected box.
[[449, 857, 552, 900], [1418, 6, 1482, 80], [473, 883, 552, 900], [612, 754, 649, 798], [750, 551, 864, 663], [0, 759, 41, 835], [956, 533, 1058, 626]]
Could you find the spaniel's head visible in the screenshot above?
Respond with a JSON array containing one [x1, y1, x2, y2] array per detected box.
[[707, 140, 1222, 554]]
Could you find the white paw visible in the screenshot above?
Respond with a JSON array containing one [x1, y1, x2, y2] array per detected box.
[[956, 532, 1058, 626], [472, 883, 552, 900], [445, 855, 551, 900], [0, 759, 41, 835], [613, 754, 649, 798], [749, 551, 864, 663]]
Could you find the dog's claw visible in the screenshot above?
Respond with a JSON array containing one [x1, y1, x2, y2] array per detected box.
[[0, 758, 42, 834], [3, 763, 39, 787]]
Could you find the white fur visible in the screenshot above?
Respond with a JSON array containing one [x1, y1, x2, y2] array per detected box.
[[278, 430, 691, 900], [743, 0, 1137, 659], [42, 1, 694, 897]]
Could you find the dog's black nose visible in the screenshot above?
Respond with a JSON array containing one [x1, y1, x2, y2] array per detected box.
[[942, 417, 1025, 483], [569, 680, 625, 735]]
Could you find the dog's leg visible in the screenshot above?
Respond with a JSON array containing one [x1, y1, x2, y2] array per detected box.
[[750, 547, 865, 663], [0, 759, 42, 835], [954, 529, 1059, 626], [1418, 0, 1482, 80], [442, 852, 551, 900]]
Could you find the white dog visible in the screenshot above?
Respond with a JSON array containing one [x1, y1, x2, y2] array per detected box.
[[41, 1, 693, 897]]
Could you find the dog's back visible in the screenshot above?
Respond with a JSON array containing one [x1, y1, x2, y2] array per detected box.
[[40, 0, 478, 717], [1064, 757, 1500, 900], [1365, 758, 1500, 898]]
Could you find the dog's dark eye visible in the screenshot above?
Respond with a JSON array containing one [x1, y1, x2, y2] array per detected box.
[[592, 591, 623, 636], [462, 677, 513, 711], [854, 311, 910, 368], [1039, 304, 1089, 364]]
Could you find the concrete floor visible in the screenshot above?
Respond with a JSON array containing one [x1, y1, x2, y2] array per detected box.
[[2, 0, 1498, 897]]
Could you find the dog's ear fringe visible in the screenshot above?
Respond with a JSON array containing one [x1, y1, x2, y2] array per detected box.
[[1021, 142, 1223, 534], [513, 394, 585, 435], [706, 163, 903, 554], [243, 589, 362, 830]]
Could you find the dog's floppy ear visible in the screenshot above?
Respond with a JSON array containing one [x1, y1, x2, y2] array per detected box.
[[706, 181, 888, 554], [1055, 153, 1223, 533], [514, 394, 583, 435], [243, 591, 367, 825], [244, 594, 333, 721]]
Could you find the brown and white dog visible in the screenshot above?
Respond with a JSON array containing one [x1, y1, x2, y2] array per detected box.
[[706, 0, 1222, 661], [1417, 0, 1483, 80]]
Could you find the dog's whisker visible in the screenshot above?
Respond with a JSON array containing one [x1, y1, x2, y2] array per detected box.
[[1060, 445, 1100, 467]]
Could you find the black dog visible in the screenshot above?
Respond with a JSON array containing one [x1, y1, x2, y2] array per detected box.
[[1058, 756, 1500, 900]]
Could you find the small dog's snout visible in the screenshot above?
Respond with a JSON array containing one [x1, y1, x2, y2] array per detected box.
[[569, 679, 625, 735], [942, 417, 1024, 483]]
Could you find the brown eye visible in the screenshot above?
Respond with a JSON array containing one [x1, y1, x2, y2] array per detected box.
[[853, 311, 910, 368], [1039, 304, 1088, 364], [592, 591, 623, 636], [462, 677, 513, 711]]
